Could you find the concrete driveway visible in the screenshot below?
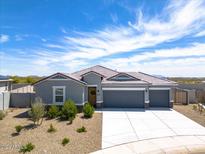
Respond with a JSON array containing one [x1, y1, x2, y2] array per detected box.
[[102, 108, 205, 148]]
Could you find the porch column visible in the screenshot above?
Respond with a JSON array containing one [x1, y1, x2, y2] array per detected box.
[[145, 87, 149, 108]]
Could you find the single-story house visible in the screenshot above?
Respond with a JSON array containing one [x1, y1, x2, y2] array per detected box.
[[33, 65, 177, 108]]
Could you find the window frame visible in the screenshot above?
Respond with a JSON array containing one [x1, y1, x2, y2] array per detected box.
[[52, 86, 66, 104]]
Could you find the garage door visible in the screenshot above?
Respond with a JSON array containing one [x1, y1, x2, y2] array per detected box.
[[103, 90, 144, 108], [149, 90, 169, 107]]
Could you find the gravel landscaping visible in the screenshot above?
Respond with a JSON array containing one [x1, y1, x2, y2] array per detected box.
[[0, 108, 102, 154], [174, 104, 205, 127]]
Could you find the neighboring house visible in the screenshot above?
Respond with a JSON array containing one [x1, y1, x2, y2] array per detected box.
[[33, 65, 177, 108], [0, 77, 12, 92], [0, 77, 12, 110]]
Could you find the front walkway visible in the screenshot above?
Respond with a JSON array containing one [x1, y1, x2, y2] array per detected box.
[[92, 135, 205, 154], [101, 108, 205, 148]]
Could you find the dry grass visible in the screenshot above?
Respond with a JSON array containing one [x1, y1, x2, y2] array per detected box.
[[0, 108, 102, 154], [174, 104, 205, 127]]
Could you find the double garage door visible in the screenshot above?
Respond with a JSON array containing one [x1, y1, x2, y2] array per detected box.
[[103, 89, 170, 108], [103, 90, 144, 108]]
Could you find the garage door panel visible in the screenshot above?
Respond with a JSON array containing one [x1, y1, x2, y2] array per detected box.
[[103, 90, 144, 108], [149, 90, 169, 107]]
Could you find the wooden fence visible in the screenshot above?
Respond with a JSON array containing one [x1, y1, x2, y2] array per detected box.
[[174, 88, 188, 105]]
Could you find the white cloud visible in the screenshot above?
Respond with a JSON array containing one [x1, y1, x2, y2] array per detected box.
[[0, 34, 9, 43], [110, 13, 118, 23], [61, 0, 205, 59], [41, 38, 47, 42], [195, 30, 205, 37], [100, 43, 205, 77], [61, 27, 67, 34], [1, 0, 205, 76]]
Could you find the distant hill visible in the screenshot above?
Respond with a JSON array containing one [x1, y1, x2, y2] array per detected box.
[[168, 77, 205, 84], [9, 76, 43, 84]]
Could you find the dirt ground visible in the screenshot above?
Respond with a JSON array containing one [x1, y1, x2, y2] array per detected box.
[[174, 104, 205, 127], [0, 108, 102, 154]]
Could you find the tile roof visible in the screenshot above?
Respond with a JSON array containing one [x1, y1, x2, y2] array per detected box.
[[71, 65, 176, 86], [126, 72, 176, 86], [71, 65, 118, 79], [33, 65, 177, 86]]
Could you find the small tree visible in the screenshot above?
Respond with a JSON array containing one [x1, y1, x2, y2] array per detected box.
[[60, 99, 77, 123], [28, 97, 45, 126], [83, 102, 95, 118], [47, 105, 59, 119]]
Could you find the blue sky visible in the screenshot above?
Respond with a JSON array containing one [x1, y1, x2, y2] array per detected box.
[[0, 0, 205, 77]]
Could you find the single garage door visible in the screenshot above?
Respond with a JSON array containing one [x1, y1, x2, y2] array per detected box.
[[103, 90, 144, 108], [149, 90, 169, 107]]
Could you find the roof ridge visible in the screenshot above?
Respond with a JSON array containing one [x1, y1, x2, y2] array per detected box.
[[138, 72, 175, 83], [72, 65, 119, 74], [95, 65, 119, 73]]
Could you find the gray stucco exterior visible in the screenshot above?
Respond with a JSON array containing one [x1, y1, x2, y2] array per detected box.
[[34, 79, 85, 105], [82, 73, 103, 103]]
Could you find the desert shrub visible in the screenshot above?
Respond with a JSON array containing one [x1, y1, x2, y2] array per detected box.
[[192, 104, 197, 111], [47, 124, 57, 133], [19, 142, 35, 153], [28, 97, 45, 126], [60, 99, 77, 123], [61, 138, 70, 146], [47, 105, 59, 119], [76, 126, 87, 133], [83, 102, 95, 118], [15, 125, 23, 134], [0, 110, 6, 120]]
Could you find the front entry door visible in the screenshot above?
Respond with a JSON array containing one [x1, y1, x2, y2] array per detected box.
[[88, 87, 97, 107]]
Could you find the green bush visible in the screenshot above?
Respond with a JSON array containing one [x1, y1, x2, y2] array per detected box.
[[83, 102, 95, 118], [47, 105, 59, 119], [193, 104, 197, 110], [19, 143, 35, 153], [61, 138, 70, 146], [15, 125, 23, 134], [60, 99, 78, 123], [47, 124, 57, 133], [0, 110, 6, 120], [76, 126, 87, 133], [28, 97, 45, 126]]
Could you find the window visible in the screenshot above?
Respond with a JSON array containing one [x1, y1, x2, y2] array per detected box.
[[109, 74, 138, 81], [53, 86, 65, 103]]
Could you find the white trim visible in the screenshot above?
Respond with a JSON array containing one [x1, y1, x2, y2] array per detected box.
[[87, 84, 98, 87], [76, 103, 85, 106], [145, 100, 150, 103], [109, 73, 136, 81], [82, 87, 85, 103], [82, 71, 104, 77], [48, 74, 69, 80], [52, 86, 66, 104], [34, 73, 86, 86], [102, 88, 145, 91], [149, 87, 171, 90], [97, 101, 103, 104], [48, 79, 71, 81]]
